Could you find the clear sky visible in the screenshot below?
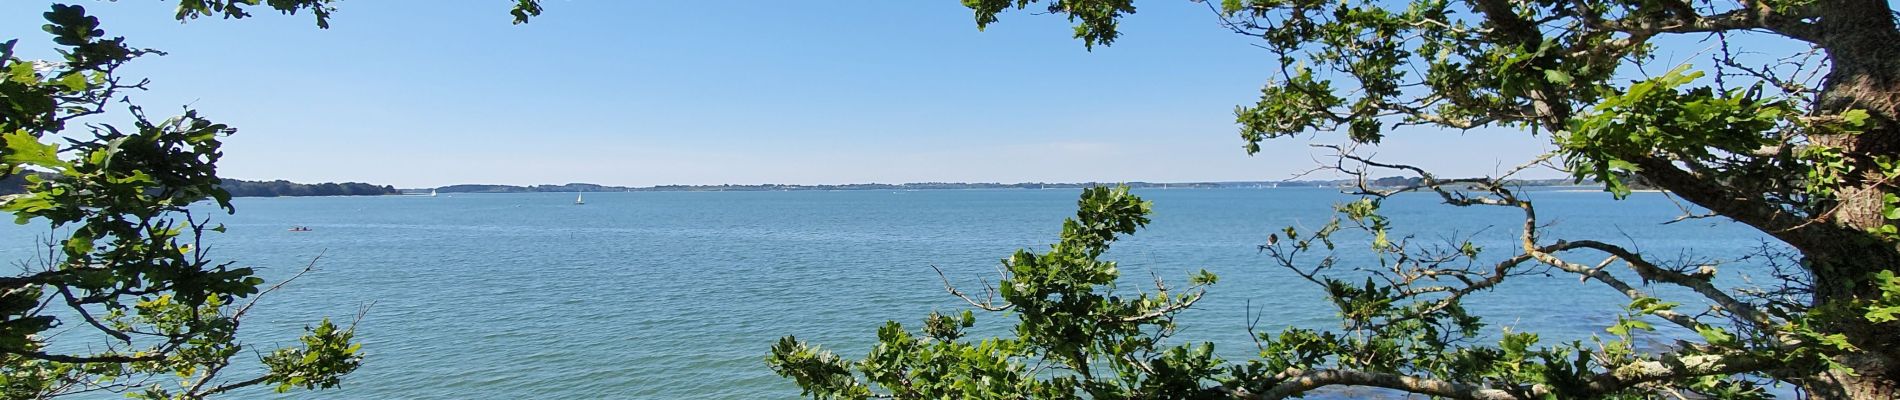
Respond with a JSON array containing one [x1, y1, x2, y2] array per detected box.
[[1, 1, 1560, 188]]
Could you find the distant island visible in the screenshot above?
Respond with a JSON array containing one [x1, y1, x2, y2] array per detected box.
[[0, 174, 1610, 198], [219, 179, 400, 197], [0, 174, 400, 197], [417, 177, 1590, 194]]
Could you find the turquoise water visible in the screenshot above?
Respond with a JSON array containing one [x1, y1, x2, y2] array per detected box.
[[0, 188, 1778, 398]]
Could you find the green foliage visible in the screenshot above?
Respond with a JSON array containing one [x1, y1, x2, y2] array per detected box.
[[1560, 67, 1792, 198], [0, 3, 365, 397], [769, 187, 1220, 398], [172, 0, 338, 28], [259, 318, 362, 393], [1876, 172, 1900, 240], [843, 1, 1900, 398], [511, 0, 545, 24], [965, 0, 1135, 50], [763, 187, 1833, 397], [1867, 271, 1900, 323]]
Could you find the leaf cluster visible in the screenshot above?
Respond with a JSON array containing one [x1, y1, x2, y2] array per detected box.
[[915, 0, 1900, 397], [769, 187, 1224, 399], [0, 4, 363, 398]]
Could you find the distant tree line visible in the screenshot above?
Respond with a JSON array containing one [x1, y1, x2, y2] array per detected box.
[[429, 179, 1589, 193], [3, 174, 1597, 198], [220, 179, 399, 197], [2, 4, 367, 398], [434, 183, 609, 193], [0, 173, 396, 197], [1369, 176, 1426, 187], [764, 0, 1900, 398]]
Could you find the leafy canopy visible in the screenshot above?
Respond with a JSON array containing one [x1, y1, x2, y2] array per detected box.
[[772, 0, 1900, 399], [0, 3, 374, 398]]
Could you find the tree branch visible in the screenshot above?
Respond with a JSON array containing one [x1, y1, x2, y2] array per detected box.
[[1594, 6, 1822, 42], [1248, 369, 1522, 399], [932, 265, 1010, 312]]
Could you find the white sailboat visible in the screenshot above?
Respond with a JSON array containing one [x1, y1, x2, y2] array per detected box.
[[574, 193, 585, 205], [429, 189, 438, 197]]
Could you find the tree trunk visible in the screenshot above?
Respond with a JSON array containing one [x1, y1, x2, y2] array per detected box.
[[1798, 1, 1900, 398]]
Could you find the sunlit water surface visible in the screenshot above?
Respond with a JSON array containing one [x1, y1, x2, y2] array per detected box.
[[1, 188, 1782, 398]]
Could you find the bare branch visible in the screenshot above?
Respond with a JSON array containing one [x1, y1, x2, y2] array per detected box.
[[1115, 291, 1204, 323], [0, 348, 162, 364], [1592, 4, 1822, 42], [232, 250, 325, 320], [1247, 369, 1522, 399], [932, 265, 1010, 312]]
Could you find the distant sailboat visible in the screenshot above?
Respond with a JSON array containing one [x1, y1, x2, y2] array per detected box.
[[574, 193, 585, 205], [429, 189, 438, 197]]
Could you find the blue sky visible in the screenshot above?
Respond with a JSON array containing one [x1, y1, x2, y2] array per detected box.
[[2, 1, 1558, 187]]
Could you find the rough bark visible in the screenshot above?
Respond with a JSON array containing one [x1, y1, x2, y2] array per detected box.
[[1607, 1, 1900, 397], [1251, 369, 1521, 400], [1782, 1, 1897, 398], [1811, 1, 1900, 398]]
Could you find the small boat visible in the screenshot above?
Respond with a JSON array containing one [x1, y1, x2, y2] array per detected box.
[[289, 226, 312, 232], [430, 189, 438, 197], [574, 193, 585, 205]]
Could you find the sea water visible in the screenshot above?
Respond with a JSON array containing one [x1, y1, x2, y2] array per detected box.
[[0, 188, 1779, 398]]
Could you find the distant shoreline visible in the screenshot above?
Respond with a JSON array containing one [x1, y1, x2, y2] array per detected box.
[[408, 179, 1601, 195], [5, 174, 1616, 199], [0, 174, 401, 198]]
